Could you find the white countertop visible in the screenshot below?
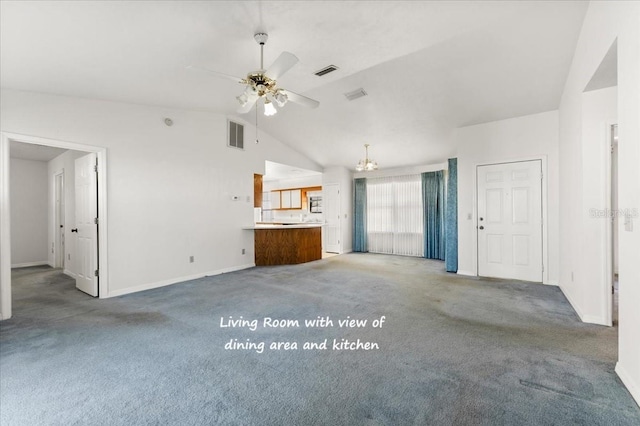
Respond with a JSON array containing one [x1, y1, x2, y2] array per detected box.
[[243, 223, 325, 230]]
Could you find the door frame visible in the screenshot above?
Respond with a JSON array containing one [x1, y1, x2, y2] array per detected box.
[[0, 132, 109, 320], [54, 170, 65, 269], [603, 122, 618, 327], [473, 156, 549, 284]]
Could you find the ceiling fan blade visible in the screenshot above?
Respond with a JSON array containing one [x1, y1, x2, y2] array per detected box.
[[187, 65, 245, 84], [265, 52, 299, 80], [281, 89, 320, 109]]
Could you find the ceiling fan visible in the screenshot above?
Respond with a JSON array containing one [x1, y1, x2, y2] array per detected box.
[[189, 33, 320, 116]]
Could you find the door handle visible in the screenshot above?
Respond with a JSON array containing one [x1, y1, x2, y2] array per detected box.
[[71, 228, 78, 233], [479, 226, 484, 230]]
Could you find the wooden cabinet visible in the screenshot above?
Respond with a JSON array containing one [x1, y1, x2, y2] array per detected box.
[[253, 174, 263, 208], [254, 227, 322, 265], [281, 190, 292, 208], [271, 189, 302, 210], [290, 189, 302, 208], [268, 187, 320, 210], [271, 191, 281, 209]]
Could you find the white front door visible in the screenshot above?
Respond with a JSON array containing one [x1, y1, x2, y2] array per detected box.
[[75, 153, 99, 296], [324, 183, 341, 253], [477, 160, 543, 282]]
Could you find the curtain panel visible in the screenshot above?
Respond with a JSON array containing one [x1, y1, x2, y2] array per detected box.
[[445, 158, 458, 272], [353, 178, 368, 252], [422, 171, 445, 260]]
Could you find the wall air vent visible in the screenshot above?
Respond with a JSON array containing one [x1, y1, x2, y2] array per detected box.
[[344, 88, 368, 101], [314, 65, 339, 77], [228, 120, 244, 150]]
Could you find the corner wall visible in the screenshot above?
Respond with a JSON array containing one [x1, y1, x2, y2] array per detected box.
[[10, 158, 48, 267], [455, 110, 560, 284], [558, 1, 640, 405]]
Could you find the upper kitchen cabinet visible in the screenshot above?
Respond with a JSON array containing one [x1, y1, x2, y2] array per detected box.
[[280, 189, 302, 209]]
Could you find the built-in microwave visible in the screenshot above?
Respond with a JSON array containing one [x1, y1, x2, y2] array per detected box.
[[309, 196, 322, 213]]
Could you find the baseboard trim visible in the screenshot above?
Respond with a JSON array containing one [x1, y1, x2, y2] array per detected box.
[[616, 362, 640, 407], [559, 285, 585, 321], [11, 261, 50, 268], [456, 270, 476, 277], [544, 280, 559, 286], [105, 263, 255, 298], [559, 284, 609, 325], [63, 269, 76, 279]]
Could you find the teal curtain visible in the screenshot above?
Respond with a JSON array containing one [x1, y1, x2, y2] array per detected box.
[[353, 178, 367, 252], [422, 171, 445, 260], [445, 158, 458, 272]]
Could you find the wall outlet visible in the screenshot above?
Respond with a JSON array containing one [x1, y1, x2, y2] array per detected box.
[[242, 248, 246, 255], [68, 254, 71, 260], [189, 256, 194, 263]]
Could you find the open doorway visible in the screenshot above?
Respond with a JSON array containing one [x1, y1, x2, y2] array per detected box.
[[0, 133, 109, 320]]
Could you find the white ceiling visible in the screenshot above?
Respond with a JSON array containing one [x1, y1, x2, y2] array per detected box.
[[10, 142, 67, 162], [0, 1, 589, 170]]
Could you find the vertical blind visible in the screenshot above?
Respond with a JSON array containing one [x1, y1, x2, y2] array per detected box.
[[366, 174, 424, 257]]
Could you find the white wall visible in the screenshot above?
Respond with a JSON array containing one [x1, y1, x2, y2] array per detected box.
[[323, 166, 353, 254], [47, 149, 88, 276], [558, 1, 640, 405], [560, 86, 617, 324], [0, 89, 321, 298], [9, 158, 48, 266], [455, 110, 560, 284]]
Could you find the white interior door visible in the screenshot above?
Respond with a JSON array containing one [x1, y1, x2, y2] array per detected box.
[[324, 183, 341, 253], [477, 160, 542, 282], [75, 153, 99, 296]]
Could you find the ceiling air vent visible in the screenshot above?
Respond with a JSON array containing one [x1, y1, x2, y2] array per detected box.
[[228, 120, 244, 150], [344, 88, 368, 101], [314, 65, 339, 77]]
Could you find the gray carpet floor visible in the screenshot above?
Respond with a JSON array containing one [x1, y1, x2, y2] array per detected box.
[[1, 254, 639, 425]]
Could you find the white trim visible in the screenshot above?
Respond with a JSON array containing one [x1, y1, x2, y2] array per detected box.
[[0, 132, 109, 320], [603, 121, 617, 327], [616, 362, 640, 407], [473, 156, 549, 284], [559, 286, 608, 325], [456, 270, 476, 277], [106, 264, 255, 298], [560, 285, 586, 321], [11, 261, 50, 268], [0, 134, 12, 320], [63, 269, 77, 279]]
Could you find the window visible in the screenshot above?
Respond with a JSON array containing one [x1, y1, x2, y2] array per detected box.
[[366, 174, 424, 257], [228, 120, 244, 150]]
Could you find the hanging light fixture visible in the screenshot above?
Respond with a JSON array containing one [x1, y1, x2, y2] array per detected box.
[[355, 144, 378, 172]]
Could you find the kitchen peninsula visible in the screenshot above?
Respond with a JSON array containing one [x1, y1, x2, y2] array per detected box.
[[243, 223, 323, 266]]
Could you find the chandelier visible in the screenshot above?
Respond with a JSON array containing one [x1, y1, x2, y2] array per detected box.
[[355, 144, 378, 172]]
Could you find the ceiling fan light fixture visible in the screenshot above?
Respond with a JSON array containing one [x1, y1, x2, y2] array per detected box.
[[273, 91, 288, 107], [236, 92, 249, 106], [264, 99, 277, 116]]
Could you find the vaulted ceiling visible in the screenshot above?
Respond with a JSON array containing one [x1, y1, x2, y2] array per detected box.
[[0, 1, 588, 170]]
